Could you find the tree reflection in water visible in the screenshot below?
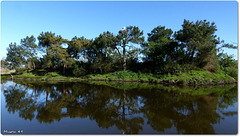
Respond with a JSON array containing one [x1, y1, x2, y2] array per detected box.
[[2, 81, 237, 134]]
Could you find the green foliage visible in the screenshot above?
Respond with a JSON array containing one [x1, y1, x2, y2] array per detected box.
[[21, 36, 38, 57], [225, 67, 238, 80], [116, 26, 144, 71], [37, 32, 74, 74], [161, 70, 235, 85], [84, 70, 156, 81], [217, 43, 238, 52], [47, 44, 74, 68], [15, 68, 28, 75], [87, 32, 117, 73], [217, 53, 238, 80], [4, 19, 237, 84], [2, 68, 236, 85], [73, 64, 87, 77], [6, 43, 26, 69], [218, 53, 237, 67], [175, 19, 219, 72], [1, 69, 72, 80], [67, 36, 91, 60], [38, 32, 65, 48], [20, 35, 39, 69], [142, 26, 173, 71], [1, 59, 9, 69], [81, 70, 236, 85]]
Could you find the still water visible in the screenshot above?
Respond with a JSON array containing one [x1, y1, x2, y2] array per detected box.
[[1, 80, 238, 134]]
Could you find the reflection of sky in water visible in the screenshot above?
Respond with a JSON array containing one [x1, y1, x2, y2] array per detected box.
[[1, 81, 15, 91], [214, 102, 237, 134], [1, 81, 238, 134]]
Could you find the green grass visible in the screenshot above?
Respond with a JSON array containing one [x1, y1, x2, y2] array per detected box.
[[82, 70, 158, 82], [1, 69, 236, 85], [1, 69, 77, 80], [160, 70, 235, 85], [82, 70, 236, 85]]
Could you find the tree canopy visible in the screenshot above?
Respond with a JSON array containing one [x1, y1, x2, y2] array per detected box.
[[4, 19, 237, 77]]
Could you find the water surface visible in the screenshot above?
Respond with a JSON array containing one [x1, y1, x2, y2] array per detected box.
[[1, 81, 238, 134]]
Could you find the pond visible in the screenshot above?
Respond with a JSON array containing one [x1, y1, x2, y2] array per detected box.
[[1, 80, 238, 134]]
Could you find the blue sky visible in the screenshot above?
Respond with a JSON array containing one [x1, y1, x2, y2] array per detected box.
[[1, 1, 238, 59]]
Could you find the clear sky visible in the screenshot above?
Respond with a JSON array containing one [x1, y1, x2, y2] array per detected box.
[[1, 1, 238, 59]]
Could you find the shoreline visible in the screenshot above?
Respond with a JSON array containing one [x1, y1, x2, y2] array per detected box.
[[3, 77, 237, 86], [1, 70, 237, 86]]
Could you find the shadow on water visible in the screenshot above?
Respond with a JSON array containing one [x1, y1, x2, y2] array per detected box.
[[1, 81, 238, 134]]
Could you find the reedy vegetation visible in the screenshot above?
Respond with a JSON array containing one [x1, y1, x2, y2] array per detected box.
[[1, 19, 238, 83]]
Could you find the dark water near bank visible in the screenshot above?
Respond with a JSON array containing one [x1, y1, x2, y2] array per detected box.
[[1, 81, 238, 134]]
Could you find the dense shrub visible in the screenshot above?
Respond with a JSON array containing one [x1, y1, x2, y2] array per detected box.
[[15, 68, 28, 75], [73, 64, 87, 77]]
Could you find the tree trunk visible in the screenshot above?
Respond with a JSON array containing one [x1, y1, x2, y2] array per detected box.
[[63, 64, 66, 75], [33, 62, 36, 69], [76, 55, 78, 61], [115, 47, 122, 69], [123, 46, 126, 71], [84, 51, 86, 63], [190, 47, 196, 63], [28, 61, 31, 69]]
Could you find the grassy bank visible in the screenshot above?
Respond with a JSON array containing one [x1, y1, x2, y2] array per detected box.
[[83, 70, 236, 85], [1, 69, 237, 85]]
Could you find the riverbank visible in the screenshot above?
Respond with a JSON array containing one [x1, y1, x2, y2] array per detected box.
[[8, 80, 237, 96], [1, 70, 237, 85]]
